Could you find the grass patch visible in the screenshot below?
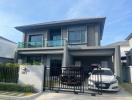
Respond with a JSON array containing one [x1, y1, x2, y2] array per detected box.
[[120, 83, 132, 94], [0, 91, 34, 97], [24, 92, 33, 96], [0, 83, 35, 93]]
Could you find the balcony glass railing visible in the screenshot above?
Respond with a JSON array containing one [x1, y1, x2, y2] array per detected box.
[[18, 40, 65, 48], [47, 40, 64, 47]]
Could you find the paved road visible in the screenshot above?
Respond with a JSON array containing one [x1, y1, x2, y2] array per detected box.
[[35, 92, 132, 100], [35, 88, 132, 100]]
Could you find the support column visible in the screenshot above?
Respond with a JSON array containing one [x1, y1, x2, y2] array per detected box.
[[17, 54, 23, 64], [130, 50, 132, 64], [14, 51, 18, 63], [62, 40, 68, 67], [128, 66, 132, 83], [114, 46, 122, 81]]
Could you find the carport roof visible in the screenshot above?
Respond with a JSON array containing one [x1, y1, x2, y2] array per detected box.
[[69, 46, 116, 56], [106, 40, 129, 47]]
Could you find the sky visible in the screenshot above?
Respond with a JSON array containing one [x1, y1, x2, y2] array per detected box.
[[0, 0, 132, 45]]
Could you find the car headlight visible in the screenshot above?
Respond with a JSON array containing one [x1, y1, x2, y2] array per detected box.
[[88, 80, 95, 84], [110, 80, 118, 84], [88, 80, 95, 85]]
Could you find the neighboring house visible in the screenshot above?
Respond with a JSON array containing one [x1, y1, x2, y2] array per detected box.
[[124, 33, 132, 83], [107, 41, 130, 57], [107, 41, 130, 82], [126, 33, 132, 66], [0, 36, 17, 63], [15, 17, 121, 91]]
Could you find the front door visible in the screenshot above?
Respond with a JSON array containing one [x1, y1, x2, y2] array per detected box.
[[50, 59, 62, 76]]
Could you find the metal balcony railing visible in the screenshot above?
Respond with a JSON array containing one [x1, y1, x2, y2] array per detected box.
[[18, 40, 65, 48]]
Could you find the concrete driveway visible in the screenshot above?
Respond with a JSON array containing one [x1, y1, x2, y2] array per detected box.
[[35, 88, 132, 100]]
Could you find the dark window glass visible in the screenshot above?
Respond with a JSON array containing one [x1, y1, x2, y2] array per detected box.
[[28, 35, 43, 47], [69, 31, 80, 43], [29, 35, 42, 42], [50, 29, 61, 41], [68, 26, 86, 44], [27, 56, 41, 65]]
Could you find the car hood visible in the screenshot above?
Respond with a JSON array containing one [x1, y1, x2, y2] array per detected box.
[[89, 75, 116, 83]]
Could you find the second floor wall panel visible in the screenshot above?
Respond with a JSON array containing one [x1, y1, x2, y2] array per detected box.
[[61, 27, 68, 40], [22, 24, 101, 47], [25, 30, 48, 42], [87, 24, 100, 46]]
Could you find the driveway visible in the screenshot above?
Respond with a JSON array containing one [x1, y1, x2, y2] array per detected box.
[[35, 88, 132, 100]]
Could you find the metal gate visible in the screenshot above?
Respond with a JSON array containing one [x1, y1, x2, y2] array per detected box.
[[43, 66, 102, 95]]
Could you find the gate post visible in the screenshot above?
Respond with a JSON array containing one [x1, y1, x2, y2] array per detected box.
[[82, 67, 85, 93], [98, 65, 102, 95], [43, 65, 46, 91]]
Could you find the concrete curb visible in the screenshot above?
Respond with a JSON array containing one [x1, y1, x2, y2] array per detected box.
[[0, 92, 42, 100]]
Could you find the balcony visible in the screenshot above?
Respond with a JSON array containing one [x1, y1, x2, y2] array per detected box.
[[18, 40, 65, 48]]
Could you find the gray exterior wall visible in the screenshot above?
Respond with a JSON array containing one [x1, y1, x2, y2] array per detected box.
[[23, 23, 101, 47], [87, 24, 100, 46]]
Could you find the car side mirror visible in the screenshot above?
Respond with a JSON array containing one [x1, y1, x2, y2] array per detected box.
[[89, 72, 92, 75], [114, 73, 118, 79]]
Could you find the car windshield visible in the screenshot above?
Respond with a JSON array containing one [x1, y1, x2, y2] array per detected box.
[[92, 69, 113, 76]]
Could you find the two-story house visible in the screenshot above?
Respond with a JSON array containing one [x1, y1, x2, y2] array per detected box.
[[15, 17, 121, 91]]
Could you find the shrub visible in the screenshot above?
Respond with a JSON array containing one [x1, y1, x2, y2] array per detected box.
[[0, 64, 19, 83], [0, 63, 19, 68], [0, 83, 35, 93]]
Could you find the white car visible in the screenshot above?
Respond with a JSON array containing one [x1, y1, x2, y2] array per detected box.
[[88, 68, 119, 91]]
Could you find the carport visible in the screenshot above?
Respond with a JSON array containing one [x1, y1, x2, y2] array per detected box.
[[72, 56, 113, 71], [66, 46, 121, 79]]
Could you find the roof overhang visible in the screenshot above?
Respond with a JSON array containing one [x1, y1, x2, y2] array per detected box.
[[126, 33, 132, 40], [15, 17, 106, 38]]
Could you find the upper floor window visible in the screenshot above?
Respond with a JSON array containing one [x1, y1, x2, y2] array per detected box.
[[28, 34, 43, 47], [29, 34, 43, 42], [48, 29, 62, 47], [68, 26, 86, 44], [50, 29, 61, 41]]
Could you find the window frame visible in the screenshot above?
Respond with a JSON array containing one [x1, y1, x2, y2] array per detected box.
[[28, 34, 43, 43], [68, 25, 87, 44]]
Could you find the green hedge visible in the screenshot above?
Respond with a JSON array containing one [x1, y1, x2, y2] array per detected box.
[[0, 67, 19, 83], [0, 63, 19, 83], [0, 83, 35, 93], [0, 63, 19, 68]]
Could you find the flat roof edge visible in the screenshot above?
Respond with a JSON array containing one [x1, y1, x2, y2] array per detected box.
[[15, 17, 106, 32]]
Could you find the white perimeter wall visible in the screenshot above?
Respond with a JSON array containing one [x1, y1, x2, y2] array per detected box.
[[129, 38, 132, 48], [18, 65, 44, 92], [120, 46, 130, 57]]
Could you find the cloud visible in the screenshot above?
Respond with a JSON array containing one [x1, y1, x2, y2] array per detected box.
[[64, 0, 132, 45], [0, 11, 25, 42], [65, 0, 98, 18], [106, 10, 132, 26], [0, 0, 132, 45]]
